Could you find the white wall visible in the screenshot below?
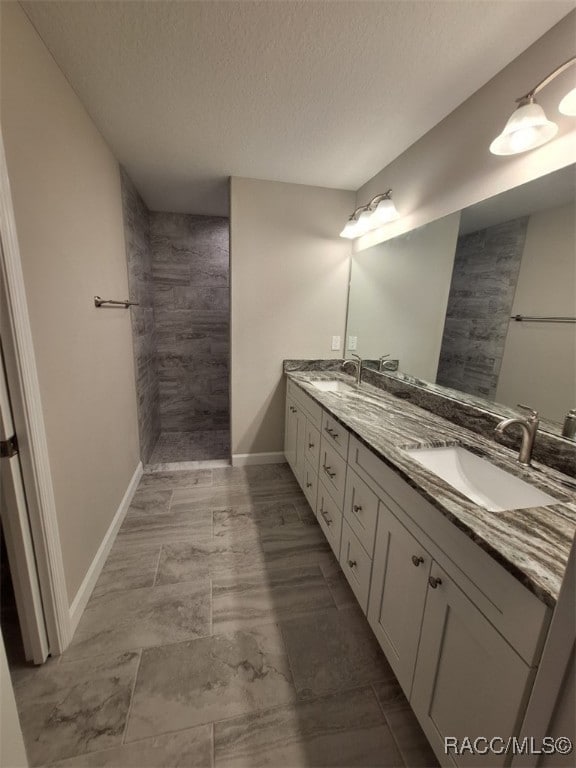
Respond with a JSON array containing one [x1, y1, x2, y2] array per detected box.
[[230, 177, 354, 456], [355, 12, 576, 252], [346, 212, 460, 380], [1, 3, 140, 603], [496, 202, 576, 423], [0, 633, 28, 767]]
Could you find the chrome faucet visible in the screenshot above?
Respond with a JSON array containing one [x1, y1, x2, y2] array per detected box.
[[342, 353, 363, 385], [379, 354, 399, 372], [495, 404, 540, 466]]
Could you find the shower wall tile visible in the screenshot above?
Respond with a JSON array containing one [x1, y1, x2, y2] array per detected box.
[[120, 168, 161, 463], [150, 213, 230, 435], [437, 217, 528, 400]]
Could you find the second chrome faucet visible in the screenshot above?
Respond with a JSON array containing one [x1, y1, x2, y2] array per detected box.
[[342, 353, 363, 385]]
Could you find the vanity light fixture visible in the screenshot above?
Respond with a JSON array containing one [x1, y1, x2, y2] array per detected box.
[[490, 56, 576, 156], [339, 190, 400, 239]]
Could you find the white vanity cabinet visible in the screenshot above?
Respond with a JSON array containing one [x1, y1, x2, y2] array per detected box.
[[284, 382, 552, 768]]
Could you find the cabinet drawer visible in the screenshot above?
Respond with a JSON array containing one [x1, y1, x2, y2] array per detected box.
[[287, 380, 322, 429], [340, 520, 373, 613], [343, 468, 379, 556], [304, 422, 320, 474], [319, 439, 347, 509], [302, 459, 318, 513], [321, 411, 350, 459], [317, 480, 343, 558]]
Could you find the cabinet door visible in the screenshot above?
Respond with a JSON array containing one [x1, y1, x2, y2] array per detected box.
[[367, 502, 431, 696], [411, 565, 533, 768]]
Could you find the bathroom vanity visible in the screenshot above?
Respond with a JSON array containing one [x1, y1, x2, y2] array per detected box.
[[284, 367, 576, 767]]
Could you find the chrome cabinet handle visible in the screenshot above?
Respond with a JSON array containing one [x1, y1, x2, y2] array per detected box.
[[308, 442, 315, 449], [429, 576, 442, 589], [347, 559, 357, 569], [320, 509, 333, 526], [306, 481, 312, 488], [411, 555, 424, 567], [289, 405, 297, 413], [353, 504, 363, 513], [325, 426, 339, 439], [323, 465, 336, 479]]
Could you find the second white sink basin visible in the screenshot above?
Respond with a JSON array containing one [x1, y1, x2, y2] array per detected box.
[[404, 446, 557, 512], [312, 380, 355, 393]]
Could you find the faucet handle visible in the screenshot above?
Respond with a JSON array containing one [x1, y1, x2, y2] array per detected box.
[[517, 403, 539, 420], [379, 354, 389, 361]]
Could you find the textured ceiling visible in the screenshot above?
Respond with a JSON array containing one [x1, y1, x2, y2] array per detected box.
[[21, 1, 574, 215]]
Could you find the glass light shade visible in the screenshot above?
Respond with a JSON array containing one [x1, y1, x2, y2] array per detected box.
[[372, 197, 400, 224], [356, 208, 376, 234], [490, 101, 558, 155], [559, 87, 576, 116], [339, 218, 360, 239]]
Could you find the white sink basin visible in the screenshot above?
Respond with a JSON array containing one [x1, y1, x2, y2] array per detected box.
[[404, 446, 557, 512], [312, 380, 355, 393]]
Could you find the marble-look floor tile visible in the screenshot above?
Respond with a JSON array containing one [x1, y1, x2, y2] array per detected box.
[[281, 606, 393, 699], [117, 507, 213, 546], [211, 464, 295, 489], [91, 543, 161, 600], [385, 705, 439, 767], [50, 724, 212, 767], [319, 559, 357, 609], [138, 469, 213, 491], [212, 565, 335, 632], [127, 489, 172, 517], [171, 484, 304, 509], [13, 651, 139, 766], [260, 523, 333, 570], [372, 679, 410, 714], [64, 581, 210, 661], [155, 537, 260, 585], [214, 686, 403, 768], [213, 502, 301, 541], [125, 625, 296, 742]]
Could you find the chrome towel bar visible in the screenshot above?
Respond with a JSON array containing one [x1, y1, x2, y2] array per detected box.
[[510, 314, 576, 324], [94, 296, 139, 309]]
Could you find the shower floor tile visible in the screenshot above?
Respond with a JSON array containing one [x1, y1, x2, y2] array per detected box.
[[148, 429, 230, 464]]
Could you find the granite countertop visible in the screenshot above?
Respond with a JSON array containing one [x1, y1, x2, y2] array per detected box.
[[286, 370, 576, 608]]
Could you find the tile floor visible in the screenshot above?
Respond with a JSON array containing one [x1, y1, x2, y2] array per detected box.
[[148, 430, 230, 464], [9, 464, 438, 768]]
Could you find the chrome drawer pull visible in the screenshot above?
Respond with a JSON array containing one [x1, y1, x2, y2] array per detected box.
[[347, 559, 357, 569], [325, 426, 339, 439], [353, 504, 363, 513], [323, 465, 336, 479], [320, 509, 333, 526], [306, 481, 313, 488], [308, 442, 315, 449], [428, 576, 442, 589], [411, 555, 424, 567]]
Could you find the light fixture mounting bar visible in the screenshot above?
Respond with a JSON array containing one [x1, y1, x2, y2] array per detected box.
[[517, 56, 576, 103]]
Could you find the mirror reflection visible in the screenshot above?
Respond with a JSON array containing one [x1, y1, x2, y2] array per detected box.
[[345, 165, 576, 434]]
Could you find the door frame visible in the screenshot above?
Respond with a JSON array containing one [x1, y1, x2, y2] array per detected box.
[[0, 128, 71, 653]]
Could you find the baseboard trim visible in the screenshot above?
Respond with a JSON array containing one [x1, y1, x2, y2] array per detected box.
[[232, 452, 287, 467], [69, 461, 143, 635]]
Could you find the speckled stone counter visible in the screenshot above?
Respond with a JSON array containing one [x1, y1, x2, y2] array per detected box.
[[285, 369, 576, 608]]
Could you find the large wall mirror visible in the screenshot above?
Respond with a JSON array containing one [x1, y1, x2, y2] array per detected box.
[[345, 164, 576, 437]]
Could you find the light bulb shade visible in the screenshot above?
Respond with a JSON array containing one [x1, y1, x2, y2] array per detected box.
[[339, 218, 360, 239], [559, 87, 576, 116], [490, 101, 558, 155], [372, 197, 400, 224], [356, 208, 375, 234]]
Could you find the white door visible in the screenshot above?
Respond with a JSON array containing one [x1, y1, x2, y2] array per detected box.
[[0, 339, 49, 663]]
